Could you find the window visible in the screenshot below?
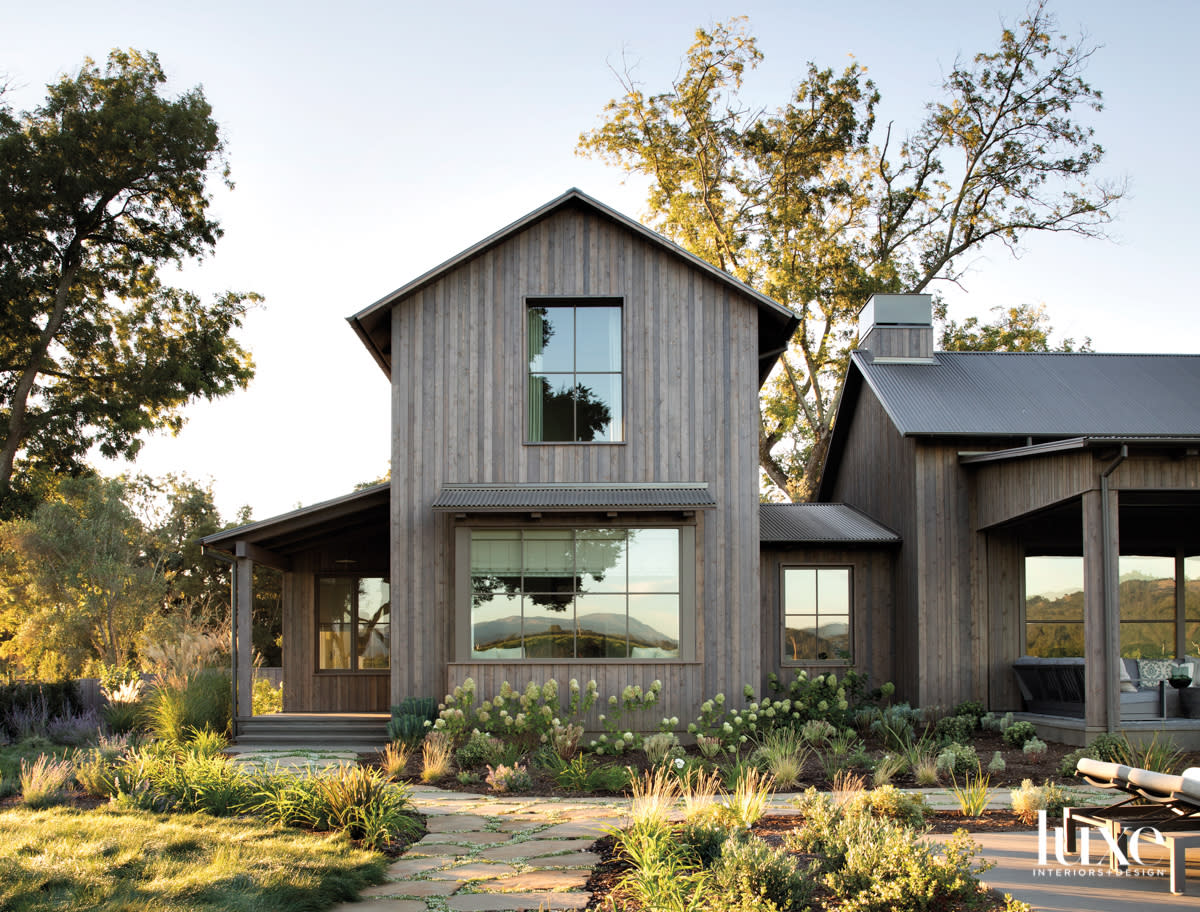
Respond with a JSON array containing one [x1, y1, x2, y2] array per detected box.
[[527, 299, 622, 442], [318, 576, 390, 670], [1024, 556, 1084, 657], [467, 527, 682, 659], [1024, 554, 1200, 659], [782, 567, 851, 663]]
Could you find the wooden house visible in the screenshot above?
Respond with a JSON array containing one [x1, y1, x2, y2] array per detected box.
[[202, 189, 900, 741]]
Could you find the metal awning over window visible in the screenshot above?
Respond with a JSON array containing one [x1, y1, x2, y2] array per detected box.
[[432, 483, 716, 512]]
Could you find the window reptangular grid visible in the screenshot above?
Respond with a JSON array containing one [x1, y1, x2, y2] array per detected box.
[[527, 301, 622, 442], [782, 567, 850, 663], [469, 528, 679, 659], [318, 576, 390, 670], [1024, 556, 1084, 658]]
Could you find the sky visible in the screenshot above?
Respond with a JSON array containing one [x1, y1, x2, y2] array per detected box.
[[4, 0, 1198, 522]]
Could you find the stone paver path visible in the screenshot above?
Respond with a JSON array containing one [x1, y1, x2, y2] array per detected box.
[[323, 781, 1114, 912]]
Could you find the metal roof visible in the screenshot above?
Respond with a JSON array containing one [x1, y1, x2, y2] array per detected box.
[[855, 351, 1200, 438], [759, 503, 900, 545], [346, 188, 799, 386], [432, 483, 716, 512]]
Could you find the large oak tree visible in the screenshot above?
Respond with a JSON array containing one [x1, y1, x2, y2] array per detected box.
[[580, 3, 1121, 499], [0, 50, 257, 517]]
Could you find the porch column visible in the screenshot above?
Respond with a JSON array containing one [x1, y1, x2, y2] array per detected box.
[[235, 555, 255, 721], [1082, 487, 1120, 733]]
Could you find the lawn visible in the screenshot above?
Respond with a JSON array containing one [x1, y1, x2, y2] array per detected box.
[[0, 806, 386, 912]]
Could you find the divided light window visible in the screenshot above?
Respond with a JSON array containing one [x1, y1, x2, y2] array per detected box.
[[782, 567, 851, 663], [470, 528, 678, 659], [317, 576, 390, 671], [527, 299, 622, 442]]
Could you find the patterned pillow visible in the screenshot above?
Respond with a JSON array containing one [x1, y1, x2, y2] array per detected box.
[[1137, 659, 1174, 689]]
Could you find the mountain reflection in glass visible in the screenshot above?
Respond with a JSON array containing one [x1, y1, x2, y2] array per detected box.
[[527, 303, 622, 442], [470, 528, 678, 659], [783, 567, 850, 661]]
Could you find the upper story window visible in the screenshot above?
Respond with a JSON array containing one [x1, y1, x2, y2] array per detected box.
[[527, 298, 622, 443]]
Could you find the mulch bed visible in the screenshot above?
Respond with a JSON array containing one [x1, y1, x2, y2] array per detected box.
[[583, 811, 1038, 911]]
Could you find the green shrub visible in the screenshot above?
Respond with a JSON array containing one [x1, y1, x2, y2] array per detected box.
[[987, 750, 1007, 773], [73, 746, 122, 798], [679, 820, 729, 867], [935, 742, 979, 776], [643, 731, 682, 765], [1058, 747, 1086, 779], [868, 703, 920, 751], [934, 714, 976, 745], [1002, 721, 1037, 749], [387, 696, 438, 746], [454, 730, 503, 770], [846, 784, 929, 827], [1022, 737, 1047, 760], [951, 700, 986, 723], [800, 718, 837, 745], [306, 764, 420, 850], [711, 835, 814, 912], [587, 763, 630, 794], [252, 677, 283, 715], [101, 700, 141, 734], [1083, 732, 1126, 763]]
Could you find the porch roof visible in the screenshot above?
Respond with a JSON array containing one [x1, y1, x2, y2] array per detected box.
[[200, 483, 389, 555], [759, 503, 900, 545], [431, 482, 716, 512]]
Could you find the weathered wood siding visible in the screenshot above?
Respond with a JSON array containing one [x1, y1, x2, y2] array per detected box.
[[281, 534, 390, 713], [973, 451, 1095, 529], [758, 547, 896, 690], [390, 204, 764, 714], [825, 384, 920, 700], [982, 531, 1023, 710]]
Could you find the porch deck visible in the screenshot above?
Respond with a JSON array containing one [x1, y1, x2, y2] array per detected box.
[[1018, 712, 1200, 750]]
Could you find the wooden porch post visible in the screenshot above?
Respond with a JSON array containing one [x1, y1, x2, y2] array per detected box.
[[1082, 487, 1120, 734], [235, 556, 255, 721]]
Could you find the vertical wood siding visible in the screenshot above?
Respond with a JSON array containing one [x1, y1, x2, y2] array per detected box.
[[389, 206, 763, 716], [826, 386, 920, 700], [758, 547, 896, 691]]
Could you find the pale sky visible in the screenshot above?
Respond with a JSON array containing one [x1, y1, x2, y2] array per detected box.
[[4, 0, 1197, 522]]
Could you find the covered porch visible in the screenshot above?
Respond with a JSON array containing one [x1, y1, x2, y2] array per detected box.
[[966, 439, 1200, 746], [201, 484, 392, 739]]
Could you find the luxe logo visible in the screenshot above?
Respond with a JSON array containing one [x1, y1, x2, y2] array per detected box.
[[1036, 810, 1166, 868]]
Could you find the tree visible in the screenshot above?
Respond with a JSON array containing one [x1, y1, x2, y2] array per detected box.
[[0, 50, 257, 517], [938, 301, 1090, 352], [579, 3, 1122, 499]]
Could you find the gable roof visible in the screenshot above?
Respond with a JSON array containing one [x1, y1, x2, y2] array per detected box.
[[818, 349, 1200, 500], [346, 188, 798, 385], [760, 503, 900, 545]]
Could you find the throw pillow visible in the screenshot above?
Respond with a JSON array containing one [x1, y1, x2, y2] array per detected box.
[[1137, 658, 1174, 689], [1118, 660, 1138, 693]]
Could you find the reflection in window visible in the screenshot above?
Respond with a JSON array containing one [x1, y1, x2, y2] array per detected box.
[[469, 528, 678, 659], [1188, 557, 1200, 657], [527, 302, 622, 442], [1119, 556, 1176, 660], [318, 576, 390, 670], [782, 567, 851, 662], [1024, 556, 1084, 657]]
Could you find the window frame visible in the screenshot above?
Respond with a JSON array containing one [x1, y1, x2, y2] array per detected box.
[[314, 573, 391, 674], [779, 563, 854, 667], [524, 296, 625, 446], [454, 520, 696, 662]]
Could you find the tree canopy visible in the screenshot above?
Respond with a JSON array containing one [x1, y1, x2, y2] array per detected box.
[[579, 2, 1121, 499], [0, 50, 257, 517]]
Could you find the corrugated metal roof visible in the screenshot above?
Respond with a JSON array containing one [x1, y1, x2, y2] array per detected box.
[[432, 483, 716, 511], [759, 503, 900, 544], [856, 351, 1200, 437]]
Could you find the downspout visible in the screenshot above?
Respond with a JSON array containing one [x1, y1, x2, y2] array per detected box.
[[203, 545, 239, 740], [1100, 446, 1127, 733]]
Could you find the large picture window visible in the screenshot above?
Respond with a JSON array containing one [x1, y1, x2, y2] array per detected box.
[[527, 299, 622, 442], [782, 566, 851, 663], [318, 576, 390, 671], [469, 528, 679, 659], [1024, 554, 1200, 658]]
